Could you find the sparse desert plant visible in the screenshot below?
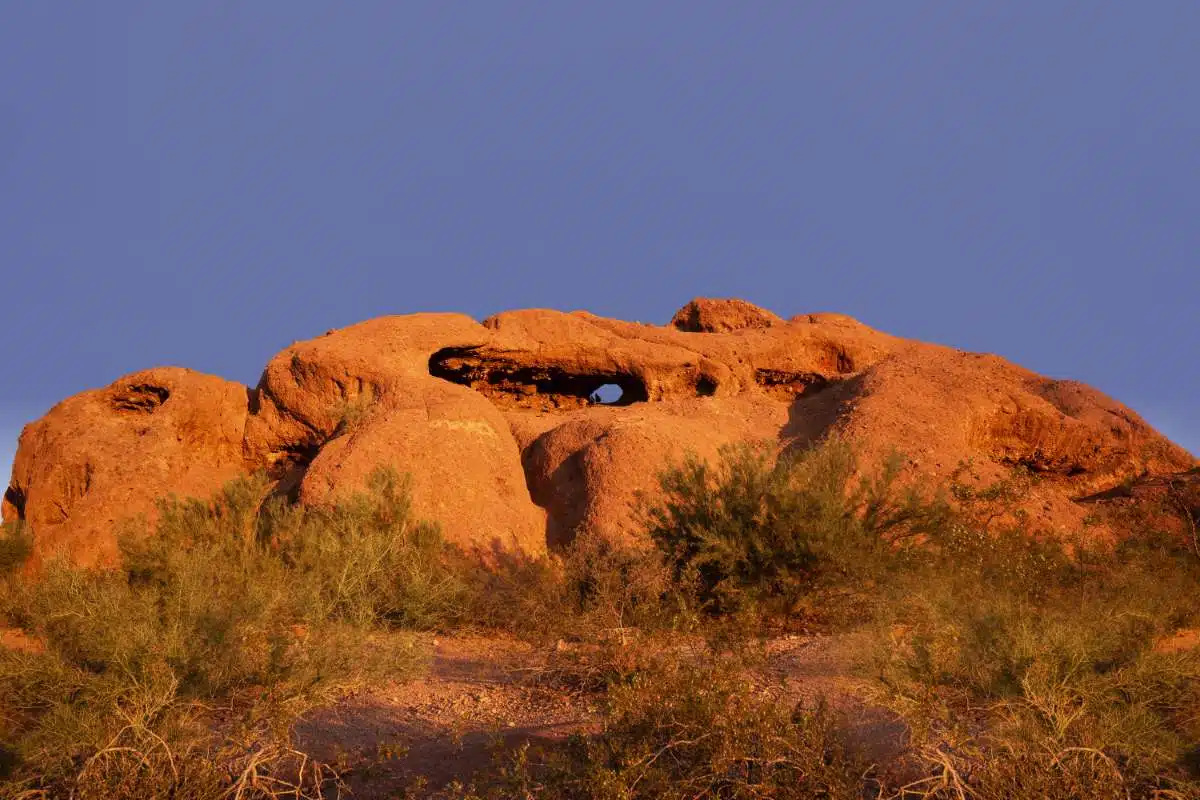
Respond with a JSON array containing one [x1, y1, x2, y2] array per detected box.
[[484, 651, 862, 800], [331, 389, 377, 438], [259, 469, 476, 630], [466, 530, 704, 695], [870, 509, 1200, 798], [537, 530, 687, 643], [0, 523, 31, 578], [645, 439, 948, 622], [641, 441, 1200, 796], [0, 467, 435, 797], [3, 439, 1199, 798]]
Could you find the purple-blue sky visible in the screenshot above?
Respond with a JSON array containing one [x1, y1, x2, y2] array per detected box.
[[2, 3, 1198, 478]]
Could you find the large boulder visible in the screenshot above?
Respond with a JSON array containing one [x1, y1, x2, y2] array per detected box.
[[805, 343, 1194, 534], [521, 398, 787, 546], [670, 297, 784, 333], [242, 314, 546, 557], [294, 382, 547, 557], [2, 368, 250, 566], [5, 297, 1195, 565], [243, 313, 488, 468]]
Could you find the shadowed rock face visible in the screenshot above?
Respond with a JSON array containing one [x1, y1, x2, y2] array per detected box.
[[5, 298, 1195, 563]]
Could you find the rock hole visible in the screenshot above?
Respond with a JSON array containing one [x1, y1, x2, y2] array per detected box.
[[588, 384, 624, 405], [112, 384, 170, 414], [3, 486, 26, 520], [429, 347, 649, 411], [268, 442, 324, 503], [754, 369, 831, 399], [696, 375, 718, 397]]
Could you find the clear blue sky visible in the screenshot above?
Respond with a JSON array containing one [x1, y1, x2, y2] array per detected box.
[[2, 2, 1197, 478]]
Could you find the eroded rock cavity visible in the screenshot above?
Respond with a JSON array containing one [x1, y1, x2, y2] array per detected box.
[[429, 346, 651, 410]]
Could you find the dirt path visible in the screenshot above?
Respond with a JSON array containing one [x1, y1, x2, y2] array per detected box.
[[765, 633, 908, 767], [295, 635, 597, 796], [296, 632, 907, 797]]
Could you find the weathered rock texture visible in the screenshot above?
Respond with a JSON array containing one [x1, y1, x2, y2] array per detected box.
[[5, 299, 1195, 564], [4, 368, 251, 566], [670, 297, 784, 333]]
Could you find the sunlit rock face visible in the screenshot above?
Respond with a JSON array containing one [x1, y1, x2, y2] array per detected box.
[[5, 298, 1195, 564]]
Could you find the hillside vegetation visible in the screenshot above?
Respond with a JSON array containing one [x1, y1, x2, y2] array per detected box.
[[1, 442, 1197, 798]]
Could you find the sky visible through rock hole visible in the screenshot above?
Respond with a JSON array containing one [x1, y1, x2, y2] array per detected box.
[[1, 3, 1198, 480]]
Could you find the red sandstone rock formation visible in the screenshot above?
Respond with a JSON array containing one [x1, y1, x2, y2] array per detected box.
[[3, 368, 250, 566], [670, 297, 784, 333], [4, 299, 1194, 563]]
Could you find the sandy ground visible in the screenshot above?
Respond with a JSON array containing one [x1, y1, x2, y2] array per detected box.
[[0, 623, 905, 795], [293, 631, 906, 797], [295, 635, 598, 795], [9, 625, 1197, 795]]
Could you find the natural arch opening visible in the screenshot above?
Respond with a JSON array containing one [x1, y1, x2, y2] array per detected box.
[[588, 383, 624, 405], [429, 347, 649, 411]]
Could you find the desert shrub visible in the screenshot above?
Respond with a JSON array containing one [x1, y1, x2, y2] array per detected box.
[[881, 648, 1200, 799], [263, 469, 475, 630], [529, 531, 688, 641], [872, 516, 1200, 798], [485, 652, 861, 800], [638, 441, 1200, 795], [465, 531, 706, 695], [0, 523, 31, 578], [0, 468, 434, 797], [646, 440, 947, 622], [1115, 484, 1200, 569]]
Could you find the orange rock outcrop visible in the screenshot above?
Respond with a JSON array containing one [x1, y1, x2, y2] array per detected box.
[[5, 299, 1194, 563]]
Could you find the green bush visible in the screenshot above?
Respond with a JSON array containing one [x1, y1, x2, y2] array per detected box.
[[870, 502, 1200, 798], [638, 441, 1200, 797], [486, 653, 861, 800], [0, 468, 436, 797], [3, 441, 1198, 798], [645, 440, 947, 621], [463, 530, 704, 696], [0, 523, 31, 577]]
